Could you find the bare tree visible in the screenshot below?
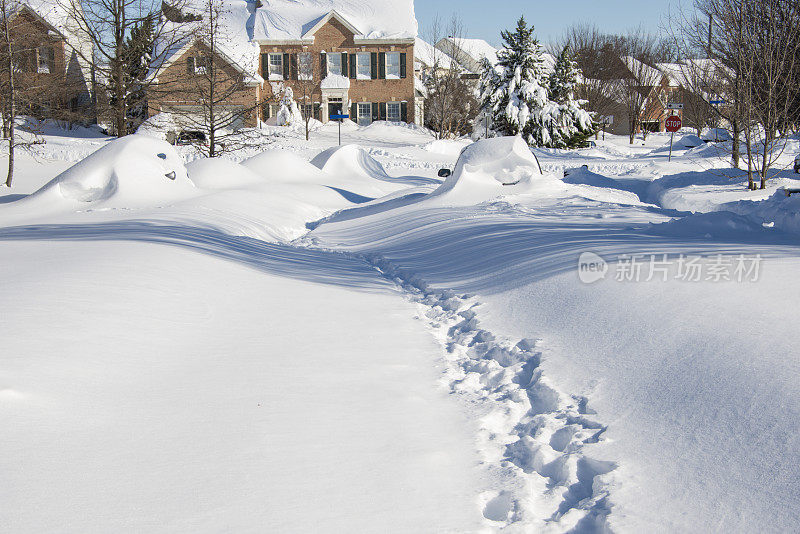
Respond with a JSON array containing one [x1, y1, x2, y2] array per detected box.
[[64, 0, 190, 136], [676, 60, 718, 135], [422, 15, 479, 139], [295, 48, 319, 141], [0, 0, 17, 186], [165, 0, 260, 157], [616, 29, 663, 144], [0, 0, 47, 187], [675, 0, 800, 189]]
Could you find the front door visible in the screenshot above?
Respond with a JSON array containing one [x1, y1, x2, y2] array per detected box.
[[328, 102, 343, 120]]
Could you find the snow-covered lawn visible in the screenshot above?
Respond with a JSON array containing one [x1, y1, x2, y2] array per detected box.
[[2, 122, 800, 532]]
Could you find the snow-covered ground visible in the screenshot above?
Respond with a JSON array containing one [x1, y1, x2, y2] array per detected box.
[[2, 121, 800, 533]]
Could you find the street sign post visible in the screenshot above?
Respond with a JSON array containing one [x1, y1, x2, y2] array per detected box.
[[665, 115, 682, 162], [330, 113, 349, 145]]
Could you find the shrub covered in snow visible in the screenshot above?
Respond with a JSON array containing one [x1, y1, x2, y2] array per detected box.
[[270, 83, 304, 127]]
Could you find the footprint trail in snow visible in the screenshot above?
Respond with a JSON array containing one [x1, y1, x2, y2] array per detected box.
[[363, 253, 619, 532]]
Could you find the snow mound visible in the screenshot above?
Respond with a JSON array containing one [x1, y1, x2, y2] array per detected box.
[[186, 158, 265, 189], [137, 113, 177, 141], [311, 144, 392, 180], [428, 136, 561, 204], [562, 165, 621, 189], [422, 138, 473, 157], [648, 211, 767, 238], [723, 190, 800, 235], [243, 149, 326, 182], [676, 134, 703, 148], [30, 135, 192, 206]]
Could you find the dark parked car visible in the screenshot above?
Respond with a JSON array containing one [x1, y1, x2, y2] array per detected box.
[[174, 131, 208, 146], [795, 153, 800, 173]]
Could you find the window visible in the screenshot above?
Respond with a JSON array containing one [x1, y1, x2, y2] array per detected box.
[[270, 104, 280, 118], [298, 52, 313, 80], [385, 52, 400, 79], [357, 102, 372, 126], [269, 53, 283, 80], [327, 53, 342, 76], [300, 103, 313, 120], [356, 53, 371, 79], [192, 56, 211, 75], [387, 101, 401, 122], [37, 46, 54, 74]]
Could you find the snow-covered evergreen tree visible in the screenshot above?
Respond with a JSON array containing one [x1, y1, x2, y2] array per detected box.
[[479, 16, 555, 146], [547, 45, 596, 148], [480, 19, 597, 148]]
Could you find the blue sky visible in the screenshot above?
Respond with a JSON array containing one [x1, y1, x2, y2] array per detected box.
[[414, 0, 690, 47]]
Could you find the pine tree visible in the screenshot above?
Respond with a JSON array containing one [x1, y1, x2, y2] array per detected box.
[[109, 15, 155, 134], [479, 16, 554, 146], [547, 45, 597, 148], [480, 19, 598, 149]]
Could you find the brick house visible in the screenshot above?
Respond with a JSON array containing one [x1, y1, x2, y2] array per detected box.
[[147, 37, 264, 131], [3, 1, 93, 120], [148, 0, 419, 130]]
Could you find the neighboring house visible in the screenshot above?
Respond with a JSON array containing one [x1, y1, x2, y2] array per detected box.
[[147, 35, 264, 131], [148, 0, 419, 129], [435, 37, 555, 78], [434, 37, 496, 79], [3, 0, 93, 119]]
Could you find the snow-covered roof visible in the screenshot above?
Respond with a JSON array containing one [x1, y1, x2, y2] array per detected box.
[[152, 0, 262, 84], [657, 63, 688, 88], [446, 38, 498, 66], [622, 56, 663, 85], [17, 0, 69, 36], [252, 0, 417, 43], [414, 38, 452, 70], [152, 0, 416, 81], [320, 73, 350, 89]]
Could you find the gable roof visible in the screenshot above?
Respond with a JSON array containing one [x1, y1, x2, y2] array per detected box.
[[152, 0, 415, 81], [622, 56, 664, 85], [301, 10, 360, 39], [151, 35, 263, 86], [7, 3, 65, 38]]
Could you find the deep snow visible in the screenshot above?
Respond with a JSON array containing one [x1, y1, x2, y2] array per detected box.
[[3, 123, 800, 533]]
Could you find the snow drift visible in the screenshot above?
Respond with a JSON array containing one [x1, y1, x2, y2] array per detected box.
[[186, 158, 266, 190], [311, 144, 394, 181], [243, 149, 329, 182], [428, 136, 562, 205], [30, 135, 193, 206]]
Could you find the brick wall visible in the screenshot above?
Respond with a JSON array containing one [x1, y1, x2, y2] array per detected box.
[[5, 10, 75, 113], [259, 18, 416, 124], [148, 41, 260, 128]]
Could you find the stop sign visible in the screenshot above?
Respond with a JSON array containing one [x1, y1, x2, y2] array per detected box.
[[665, 115, 682, 133]]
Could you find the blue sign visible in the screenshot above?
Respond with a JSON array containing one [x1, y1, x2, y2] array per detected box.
[[710, 100, 726, 105], [330, 114, 349, 119]]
